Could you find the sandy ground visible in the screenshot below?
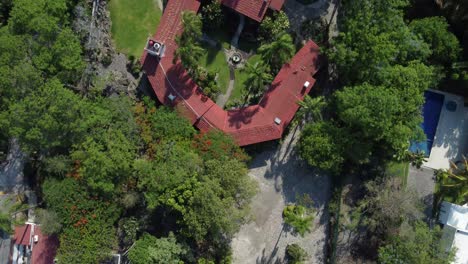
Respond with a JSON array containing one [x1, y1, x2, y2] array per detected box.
[[232, 128, 332, 264], [284, 0, 339, 40], [408, 166, 436, 219]]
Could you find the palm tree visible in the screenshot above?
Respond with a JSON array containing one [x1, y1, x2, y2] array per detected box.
[[293, 95, 325, 126], [437, 157, 468, 203], [174, 41, 204, 73], [243, 61, 273, 97], [174, 11, 204, 74], [179, 11, 202, 44], [258, 33, 295, 72]]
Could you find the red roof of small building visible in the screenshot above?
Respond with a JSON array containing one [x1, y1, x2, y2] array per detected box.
[[31, 227, 59, 264], [268, 0, 285, 11], [13, 225, 59, 264], [220, 0, 274, 22], [141, 0, 320, 146], [13, 225, 31, 246]]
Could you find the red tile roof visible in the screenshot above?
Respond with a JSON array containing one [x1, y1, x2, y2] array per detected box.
[[269, 0, 285, 11], [13, 225, 31, 246], [220, 0, 273, 22], [141, 0, 320, 146], [31, 227, 59, 264], [13, 224, 59, 264]]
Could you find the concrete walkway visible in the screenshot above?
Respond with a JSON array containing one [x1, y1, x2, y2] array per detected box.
[[231, 129, 331, 263]]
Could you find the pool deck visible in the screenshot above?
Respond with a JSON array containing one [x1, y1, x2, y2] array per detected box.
[[424, 90, 468, 170]]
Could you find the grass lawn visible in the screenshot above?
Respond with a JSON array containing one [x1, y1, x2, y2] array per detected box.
[[199, 46, 230, 94], [109, 0, 162, 58], [386, 161, 409, 187], [231, 54, 262, 102]]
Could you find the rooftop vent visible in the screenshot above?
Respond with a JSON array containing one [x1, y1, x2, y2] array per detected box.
[[274, 117, 281, 125], [33, 235, 39, 243], [303, 81, 310, 88], [146, 39, 165, 57]]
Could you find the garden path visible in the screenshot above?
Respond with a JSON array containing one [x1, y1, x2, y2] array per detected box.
[[216, 68, 235, 108]]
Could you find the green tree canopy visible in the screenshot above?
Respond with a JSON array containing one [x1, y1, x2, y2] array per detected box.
[[259, 33, 295, 72], [436, 157, 468, 204], [328, 0, 431, 84], [299, 121, 346, 174], [128, 233, 187, 264], [335, 84, 424, 163], [258, 11, 290, 42], [410, 16, 461, 66], [243, 61, 273, 97], [43, 178, 120, 263], [378, 221, 454, 264], [5, 79, 88, 154]]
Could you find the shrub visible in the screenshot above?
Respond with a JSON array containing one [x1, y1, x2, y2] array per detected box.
[[195, 67, 220, 100], [451, 73, 460, 80], [36, 209, 62, 235], [0, 213, 11, 234], [201, 1, 223, 30], [283, 204, 314, 237], [258, 11, 290, 42], [462, 71, 468, 81], [286, 244, 309, 264], [102, 53, 112, 67], [300, 18, 327, 44]]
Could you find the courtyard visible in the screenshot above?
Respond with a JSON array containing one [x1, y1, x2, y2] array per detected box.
[[232, 131, 331, 263]]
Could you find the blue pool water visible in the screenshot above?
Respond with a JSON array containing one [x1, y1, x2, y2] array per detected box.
[[409, 91, 445, 156]]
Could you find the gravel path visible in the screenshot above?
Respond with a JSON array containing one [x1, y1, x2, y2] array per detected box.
[[232, 128, 331, 263], [407, 166, 436, 219]]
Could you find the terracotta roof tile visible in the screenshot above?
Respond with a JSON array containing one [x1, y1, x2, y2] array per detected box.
[[142, 0, 320, 146], [220, 0, 271, 22], [269, 0, 285, 10]]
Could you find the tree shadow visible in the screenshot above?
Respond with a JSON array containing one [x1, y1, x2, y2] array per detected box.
[[255, 224, 290, 264]]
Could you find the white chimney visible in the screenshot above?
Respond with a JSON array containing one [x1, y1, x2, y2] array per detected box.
[[274, 118, 281, 125], [303, 81, 310, 88]]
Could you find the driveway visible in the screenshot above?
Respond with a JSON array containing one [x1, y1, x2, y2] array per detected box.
[[231, 128, 332, 263]]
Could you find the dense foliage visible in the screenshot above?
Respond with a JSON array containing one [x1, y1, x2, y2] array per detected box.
[[175, 11, 220, 100], [299, 0, 454, 175], [286, 243, 309, 264], [258, 11, 290, 43], [0, 0, 256, 262], [436, 157, 468, 204], [409, 16, 461, 67], [128, 233, 187, 264], [378, 221, 454, 264], [259, 33, 296, 73], [201, 0, 223, 30]]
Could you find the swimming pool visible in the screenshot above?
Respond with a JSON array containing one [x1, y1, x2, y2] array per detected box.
[[409, 91, 445, 156]]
